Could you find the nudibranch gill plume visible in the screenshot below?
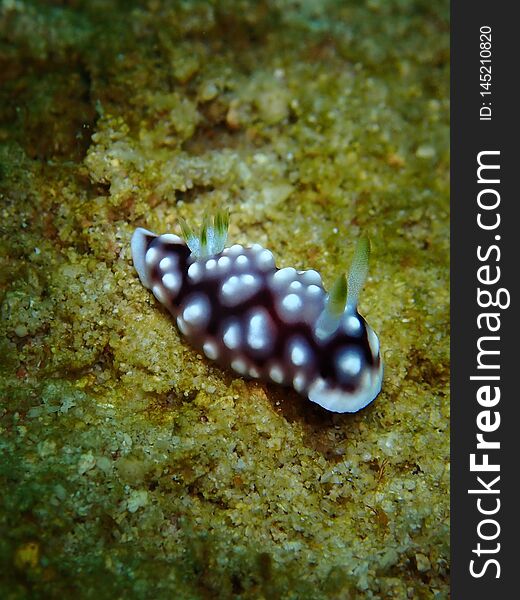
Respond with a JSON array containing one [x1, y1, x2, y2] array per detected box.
[[131, 212, 383, 413]]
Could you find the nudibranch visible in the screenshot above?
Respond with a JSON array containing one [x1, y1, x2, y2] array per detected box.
[[131, 212, 383, 413]]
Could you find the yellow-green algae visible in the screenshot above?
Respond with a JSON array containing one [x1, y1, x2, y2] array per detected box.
[[0, 0, 449, 598]]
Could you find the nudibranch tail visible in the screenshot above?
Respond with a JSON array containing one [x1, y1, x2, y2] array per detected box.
[[131, 217, 383, 414]]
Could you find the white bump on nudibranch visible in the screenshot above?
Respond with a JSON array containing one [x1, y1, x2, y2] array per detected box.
[[205, 258, 217, 272], [273, 267, 297, 286], [293, 372, 306, 393], [282, 293, 303, 313], [245, 308, 276, 354], [159, 256, 175, 271], [343, 314, 362, 337], [235, 254, 249, 268], [226, 244, 244, 257], [223, 320, 242, 350], [269, 364, 285, 384], [152, 283, 168, 304], [241, 274, 255, 286], [288, 336, 311, 367], [231, 358, 248, 375], [248, 366, 260, 378], [182, 294, 210, 330], [306, 284, 322, 296], [162, 272, 182, 294], [221, 275, 240, 298], [301, 270, 322, 285], [220, 274, 261, 306], [289, 281, 303, 291], [217, 256, 231, 271], [203, 340, 219, 360], [187, 262, 203, 283], [335, 347, 363, 378], [299, 290, 326, 325], [257, 249, 275, 270], [145, 247, 159, 266], [176, 315, 188, 335]]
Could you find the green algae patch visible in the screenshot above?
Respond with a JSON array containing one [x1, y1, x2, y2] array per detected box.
[[1, 1, 449, 598]]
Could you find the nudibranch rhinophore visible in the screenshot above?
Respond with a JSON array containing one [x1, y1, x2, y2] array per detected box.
[[131, 212, 383, 413]]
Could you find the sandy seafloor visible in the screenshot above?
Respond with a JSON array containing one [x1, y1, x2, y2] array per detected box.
[[0, 1, 449, 598]]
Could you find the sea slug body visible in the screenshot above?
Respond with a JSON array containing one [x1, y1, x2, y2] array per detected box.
[[131, 213, 383, 413]]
